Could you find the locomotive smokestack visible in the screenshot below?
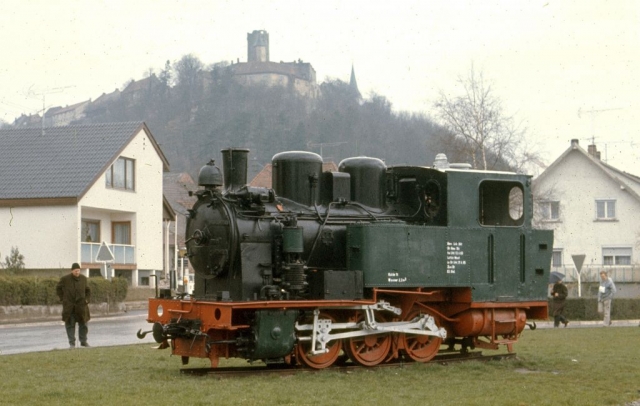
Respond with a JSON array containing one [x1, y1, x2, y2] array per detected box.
[[221, 148, 249, 193]]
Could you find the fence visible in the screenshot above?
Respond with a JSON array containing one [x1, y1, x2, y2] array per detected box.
[[552, 264, 640, 283]]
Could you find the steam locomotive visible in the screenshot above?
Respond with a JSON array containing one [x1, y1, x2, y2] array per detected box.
[[139, 148, 553, 369]]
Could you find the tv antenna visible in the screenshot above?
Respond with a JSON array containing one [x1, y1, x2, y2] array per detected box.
[[307, 141, 348, 160], [27, 85, 75, 135], [577, 107, 622, 145]]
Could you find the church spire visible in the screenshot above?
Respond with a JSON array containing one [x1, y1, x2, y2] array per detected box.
[[349, 64, 361, 98]]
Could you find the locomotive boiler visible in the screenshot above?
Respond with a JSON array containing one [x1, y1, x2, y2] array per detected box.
[[140, 148, 553, 369]]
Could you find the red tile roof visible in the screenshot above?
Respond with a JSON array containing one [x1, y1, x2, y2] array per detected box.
[[249, 162, 338, 188]]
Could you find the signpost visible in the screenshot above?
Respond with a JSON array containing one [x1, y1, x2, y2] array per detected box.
[[572, 254, 586, 297], [96, 242, 115, 280]]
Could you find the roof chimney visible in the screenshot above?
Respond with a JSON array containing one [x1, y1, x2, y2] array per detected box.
[[571, 139, 579, 148], [588, 144, 601, 160]]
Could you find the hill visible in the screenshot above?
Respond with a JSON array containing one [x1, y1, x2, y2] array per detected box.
[[12, 55, 457, 180]]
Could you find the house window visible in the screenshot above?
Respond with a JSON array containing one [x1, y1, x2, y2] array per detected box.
[[596, 199, 616, 220], [140, 277, 150, 286], [602, 247, 631, 265], [106, 157, 135, 191], [112, 222, 131, 245], [541, 201, 560, 221], [552, 249, 563, 267], [81, 219, 100, 242]]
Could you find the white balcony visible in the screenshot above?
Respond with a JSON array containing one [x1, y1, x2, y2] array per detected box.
[[81, 242, 135, 264]]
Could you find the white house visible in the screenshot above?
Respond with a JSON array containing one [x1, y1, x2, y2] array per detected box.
[[0, 122, 171, 287], [162, 172, 198, 289], [532, 139, 640, 292]]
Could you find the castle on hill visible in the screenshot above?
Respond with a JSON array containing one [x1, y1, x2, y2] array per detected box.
[[12, 30, 359, 128]]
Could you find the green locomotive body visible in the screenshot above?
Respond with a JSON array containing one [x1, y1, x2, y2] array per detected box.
[[141, 150, 552, 369]]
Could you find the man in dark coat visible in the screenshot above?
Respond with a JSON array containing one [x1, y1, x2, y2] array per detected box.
[[551, 279, 569, 328], [56, 263, 91, 348]]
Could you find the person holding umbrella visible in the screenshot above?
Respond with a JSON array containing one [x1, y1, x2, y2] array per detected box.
[[550, 272, 569, 327]]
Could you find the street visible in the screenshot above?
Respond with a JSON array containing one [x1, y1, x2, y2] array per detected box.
[[0, 310, 155, 355]]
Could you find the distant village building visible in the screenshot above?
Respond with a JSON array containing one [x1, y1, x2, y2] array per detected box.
[[84, 89, 121, 117], [13, 99, 91, 129], [121, 75, 161, 104], [230, 30, 319, 98], [46, 99, 91, 127], [13, 113, 42, 128]]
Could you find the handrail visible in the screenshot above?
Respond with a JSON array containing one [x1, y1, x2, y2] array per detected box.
[[150, 274, 158, 298]]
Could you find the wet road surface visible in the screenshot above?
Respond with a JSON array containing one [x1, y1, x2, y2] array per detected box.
[[0, 310, 154, 355]]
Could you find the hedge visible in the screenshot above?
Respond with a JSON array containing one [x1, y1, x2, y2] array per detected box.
[[2, 276, 637, 321], [548, 298, 640, 321], [0, 276, 128, 306]]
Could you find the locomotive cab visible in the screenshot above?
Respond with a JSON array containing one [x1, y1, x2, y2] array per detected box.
[[385, 166, 448, 226]]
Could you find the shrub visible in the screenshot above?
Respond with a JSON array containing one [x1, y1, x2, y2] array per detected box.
[[88, 277, 128, 303], [0, 276, 24, 305], [0, 276, 128, 306], [548, 297, 640, 321]]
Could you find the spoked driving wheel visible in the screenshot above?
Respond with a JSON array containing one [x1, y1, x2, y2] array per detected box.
[[344, 311, 391, 367], [295, 312, 342, 369], [399, 310, 442, 363]]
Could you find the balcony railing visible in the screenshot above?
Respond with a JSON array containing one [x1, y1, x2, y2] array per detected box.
[[81, 242, 135, 264], [551, 264, 640, 283]]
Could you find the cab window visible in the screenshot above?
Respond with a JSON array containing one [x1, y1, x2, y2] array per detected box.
[[479, 181, 524, 226]]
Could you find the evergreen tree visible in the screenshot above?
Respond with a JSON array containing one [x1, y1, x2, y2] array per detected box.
[[2, 246, 25, 275]]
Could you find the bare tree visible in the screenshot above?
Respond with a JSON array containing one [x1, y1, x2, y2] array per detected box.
[[530, 180, 562, 229], [174, 54, 204, 88], [142, 67, 155, 78], [434, 66, 537, 172], [173, 54, 205, 111], [158, 60, 174, 87]]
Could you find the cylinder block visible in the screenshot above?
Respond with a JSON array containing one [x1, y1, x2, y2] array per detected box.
[[451, 309, 527, 337]]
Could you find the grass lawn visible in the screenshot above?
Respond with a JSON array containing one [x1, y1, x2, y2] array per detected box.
[[1, 327, 638, 406]]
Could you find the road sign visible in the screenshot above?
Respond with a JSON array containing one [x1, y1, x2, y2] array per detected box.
[[96, 242, 115, 262], [572, 254, 586, 297], [572, 254, 586, 273]]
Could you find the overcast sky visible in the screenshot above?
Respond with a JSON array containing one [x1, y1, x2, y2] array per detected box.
[[1, 0, 638, 170]]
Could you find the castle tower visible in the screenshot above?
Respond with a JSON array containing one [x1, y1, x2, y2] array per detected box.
[[247, 30, 269, 62]]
